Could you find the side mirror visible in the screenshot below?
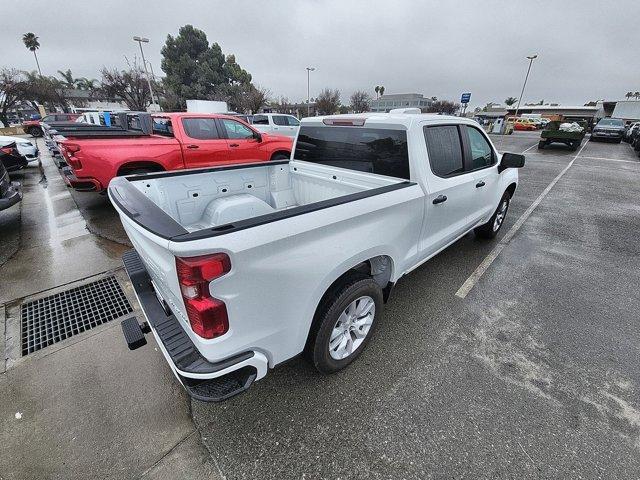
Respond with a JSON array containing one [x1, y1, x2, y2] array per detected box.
[[499, 152, 525, 173], [254, 131, 262, 142]]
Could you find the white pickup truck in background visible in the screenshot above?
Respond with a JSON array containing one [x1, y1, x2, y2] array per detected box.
[[109, 111, 524, 402], [251, 113, 300, 137]]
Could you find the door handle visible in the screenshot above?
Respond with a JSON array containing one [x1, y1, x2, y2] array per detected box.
[[476, 181, 486, 188], [186, 144, 199, 149], [229, 143, 240, 147], [432, 195, 447, 205]]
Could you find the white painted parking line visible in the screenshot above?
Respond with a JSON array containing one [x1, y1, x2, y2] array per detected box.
[[520, 142, 539, 154], [575, 155, 639, 164], [455, 142, 589, 299]]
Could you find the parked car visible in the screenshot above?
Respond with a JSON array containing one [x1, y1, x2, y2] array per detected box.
[[232, 114, 254, 125], [22, 112, 81, 137], [0, 142, 29, 172], [623, 122, 640, 142], [510, 118, 538, 131], [252, 113, 300, 138], [590, 118, 625, 143], [0, 158, 21, 211], [0, 136, 39, 161], [58, 113, 293, 193], [109, 112, 525, 402]]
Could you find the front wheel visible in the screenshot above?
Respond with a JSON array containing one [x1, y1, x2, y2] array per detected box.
[[304, 275, 383, 374], [475, 192, 510, 239], [28, 127, 43, 137]]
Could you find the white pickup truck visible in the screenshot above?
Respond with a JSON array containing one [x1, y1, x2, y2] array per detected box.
[[251, 113, 300, 138], [109, 112, 524, 402]]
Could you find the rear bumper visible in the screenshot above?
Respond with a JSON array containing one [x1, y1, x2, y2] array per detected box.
[[0, 182, 22, 210], [591, 131, 623, 139], [61, 166, 103, 192], [122, 249, 268, 402]]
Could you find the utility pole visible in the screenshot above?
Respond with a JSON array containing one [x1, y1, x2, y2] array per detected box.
[[133, 36, 159, 111], [514, 55, 538, 118], [306, 67, 315, 117]]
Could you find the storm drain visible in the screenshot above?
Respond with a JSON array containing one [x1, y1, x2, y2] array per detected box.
[[21, 276, 133, 356]]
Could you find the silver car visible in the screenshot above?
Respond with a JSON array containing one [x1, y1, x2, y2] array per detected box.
[[0, 135, 39, 162]]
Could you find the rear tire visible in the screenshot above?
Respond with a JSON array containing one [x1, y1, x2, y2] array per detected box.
[[271, 153, 289, 160], [537, 141, 545, 149], [304, 274, 383, 374], [475, 192, 510, 239], [28, 127, 43, 137]]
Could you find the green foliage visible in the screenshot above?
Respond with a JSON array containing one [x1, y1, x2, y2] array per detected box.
[[350, 90, 372, 113], [22, 33, 40, 51], [504, 96, 518, 106], [161, 25, 252, 110], [426, 99, 459, 115], [316, 88, 341, 115]]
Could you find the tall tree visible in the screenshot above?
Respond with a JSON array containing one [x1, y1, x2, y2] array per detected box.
[[0, 69, 27, 126], [625, 92, 633, 100], [76, 77, 99, 92], [316, 88, 341, 115], [374, 85, 380, 99], [635, 91, 640, 100], [350, 90, 372, 113], [242, 85, 270, 114], [379, 85, 385, 97], [161, 25, 252, 109], [22, 33, 42, 76], [504, 96, 517, 106], [100, 61, 155, 111]]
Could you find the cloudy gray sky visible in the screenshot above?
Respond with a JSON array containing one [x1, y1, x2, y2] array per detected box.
[[2, 0, 638, 108]]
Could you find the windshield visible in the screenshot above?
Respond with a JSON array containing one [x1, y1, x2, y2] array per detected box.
[[293, 125, 409, 179], [598, 119, 624, 127]]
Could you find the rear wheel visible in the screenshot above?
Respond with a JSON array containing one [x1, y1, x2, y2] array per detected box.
[[304, 274, 382, 374], [28, 126, 43, 137], [475, 192, 510, 239], [271, 153, 289, 160], [538, 140, 546, 149]]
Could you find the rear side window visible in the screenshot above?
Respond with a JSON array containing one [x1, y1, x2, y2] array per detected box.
[[253, 115, 269, 125], [465, 126, 494, 170], [273, 115, 299, 126], [152, 118, 173, 137], [423, 126, 464, 177], [182, 118, 220, 140], [294, 126, 410, 179]]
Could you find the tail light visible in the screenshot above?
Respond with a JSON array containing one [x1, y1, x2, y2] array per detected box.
[[62, 143, 82, 169], [0, 146, 13, 155], [176, 253, 231, 339]]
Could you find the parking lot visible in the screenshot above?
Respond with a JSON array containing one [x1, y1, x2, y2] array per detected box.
[[1, 131, 640, 479]]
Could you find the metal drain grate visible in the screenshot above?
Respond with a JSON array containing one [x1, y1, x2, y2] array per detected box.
[[21, 276, 133, 356]]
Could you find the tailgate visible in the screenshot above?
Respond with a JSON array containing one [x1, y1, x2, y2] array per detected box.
[[109, 183, 190, 325]]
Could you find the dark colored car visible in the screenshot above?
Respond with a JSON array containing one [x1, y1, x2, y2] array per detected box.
[[590, 118, 625, 143], [0, 151, 22, 211], [0, 142, 29, 172]]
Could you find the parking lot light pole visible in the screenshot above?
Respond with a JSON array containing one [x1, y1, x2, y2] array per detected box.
[[306, 67, 315, 117], [513, 55, 537, 119], [133, 36, 159, 111]]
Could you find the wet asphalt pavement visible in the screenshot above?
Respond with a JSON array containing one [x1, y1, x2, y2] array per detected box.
[[2, 132, 639, 479]]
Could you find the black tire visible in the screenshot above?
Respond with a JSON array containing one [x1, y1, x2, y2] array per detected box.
[[271, 153, 289, 160], [304, 274, 383, 374], [474, 191, 510, 239], [537, 140, 545, 149], [615, 138, 622, 144], [28, 126, 43, 137]]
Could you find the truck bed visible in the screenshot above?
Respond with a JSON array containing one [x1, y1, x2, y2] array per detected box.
[[109, 160, 412, 242]]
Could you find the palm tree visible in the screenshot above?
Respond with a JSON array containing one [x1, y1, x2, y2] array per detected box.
[[379, 85, 385, 97], [635, 91, 640, 101], [57, 69, 76, 88], [22, 32, 42, 76], [504, 96, 518, 106], [374, 86, 380, 99], [625, 92, 633, 100], [76, 77, 99, 91]]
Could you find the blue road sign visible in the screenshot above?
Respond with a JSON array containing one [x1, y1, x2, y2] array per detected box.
[[461, 93, 471, 104]]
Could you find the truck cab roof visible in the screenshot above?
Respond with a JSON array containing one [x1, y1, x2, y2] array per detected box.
[[302, 112, 475, 130]]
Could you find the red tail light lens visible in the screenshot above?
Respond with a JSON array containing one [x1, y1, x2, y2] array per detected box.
[[0, 146, 13, 155], [176, 253, 231, 339], [65, 143, 81, 153]]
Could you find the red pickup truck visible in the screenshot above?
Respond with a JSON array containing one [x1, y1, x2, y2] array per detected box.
[[58, 113, 293, 193], [23, 112, 81, 137]]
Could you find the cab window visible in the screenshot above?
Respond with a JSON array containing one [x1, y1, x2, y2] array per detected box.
[[253, 115, 269, 125], [464, 126, 495, 170], [423, 125, 465, 177], [182, 118, 220, 140], [220, 119, 255, 139]]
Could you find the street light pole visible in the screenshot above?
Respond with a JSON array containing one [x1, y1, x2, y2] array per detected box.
[[133, 36, 158, 111], [306, 67, 315, 117], [513, 54, 537, 119]]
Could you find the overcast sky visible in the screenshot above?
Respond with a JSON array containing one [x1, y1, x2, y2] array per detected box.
[[2, 0, 638, 108]]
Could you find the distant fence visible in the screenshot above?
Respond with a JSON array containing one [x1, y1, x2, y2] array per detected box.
[[0, 126, 24, 135]]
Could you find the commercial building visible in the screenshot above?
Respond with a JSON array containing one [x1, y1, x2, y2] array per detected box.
[[370, 93, 433, 113]]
